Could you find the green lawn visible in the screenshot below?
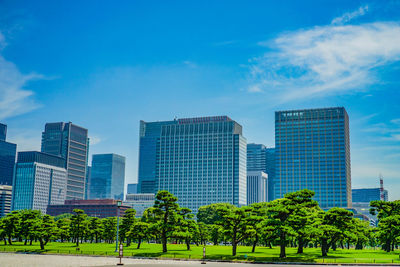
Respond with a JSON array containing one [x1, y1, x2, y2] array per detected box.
[[0, 242, 399, 264]]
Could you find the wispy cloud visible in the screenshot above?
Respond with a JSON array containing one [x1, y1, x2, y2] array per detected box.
[[0, 31, 42, 120], [247, 12, 400, 102], [89, 135, 102, 145], [331, 5, 369, 25]]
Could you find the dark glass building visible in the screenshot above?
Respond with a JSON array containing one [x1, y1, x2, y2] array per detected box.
[[153, 116, 247, 212], [247, 144, 275, 201], [89, 154, 125, 200], [12, 151, 67, 214], [352, 188, 388, 203], [127, 183, 138, 194], [0, 123, 17, 185], [138, 120, 177, 193], [41, 122, 89, 200], [275, 107, 351, 208]]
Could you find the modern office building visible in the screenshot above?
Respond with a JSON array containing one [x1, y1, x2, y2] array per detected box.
[[12, 151, 67, 214], [47, 199, 131, 218], [124, 193, 154, 216], [0, 123, 17, 185], [275, 107, 351, 208], [89, 153, 125, 200], [247, 144, 275, 201], [0, 185, 12, 217], [127, 183, 138, 194], [85, 166, 91, 199], [146, 116, 247, 213], [41, 122, 89, 200], [0, 123, 6, 141], [247, 171, 268, 205], [138, 119, 178, 193], [352, 188, 388, 203]]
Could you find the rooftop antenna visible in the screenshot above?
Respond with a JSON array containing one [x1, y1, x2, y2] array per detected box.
[[379, 173, 385, 201]]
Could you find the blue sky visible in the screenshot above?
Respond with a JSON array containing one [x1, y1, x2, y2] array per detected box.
[[1, 0, 400, 200]]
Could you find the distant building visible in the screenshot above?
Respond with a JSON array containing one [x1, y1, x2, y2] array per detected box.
[[127, 183, 138, 194], [138, 120, 178, 193], [352, 188, 388, 203], [12, 151, 67, 214], [47, 199, 131, 218], [275, 107, 351, 208], [0, 185, 12, 217], [0, 123, 17, 186], [89, 154, 125, 200], [85, 166, 91, 199], [124, 193, 154, 217], [41, 122, 89, 200], [146, 116, 247, 213], [247, 144, 275, 201], [247, 171, 268, 205]]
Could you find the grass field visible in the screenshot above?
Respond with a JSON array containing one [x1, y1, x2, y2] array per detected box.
[[0, 242, 399, 264]]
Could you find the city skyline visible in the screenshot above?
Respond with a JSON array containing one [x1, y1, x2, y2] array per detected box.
[[1, 1, 400, 200]]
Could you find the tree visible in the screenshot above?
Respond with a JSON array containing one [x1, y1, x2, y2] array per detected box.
[[173, 207, 196, 250], [217, 206, 254, 256], [34, 215, 57, 250], [265, 189, 318, 258], [119, 209, 136, 246], [317, 208, 354, 256], [127, 221, 150, 249], [370, 200, 400, 252], [102, 217, 117, 243], [87, 217, 102, 243], [195, 222, 210, 246], [1, 211, 21, 245], [56, 218, 71, 242], [248, 202, 268, 253], [70, 209, 87, 247], [19, 210, 41, 245], [152, 191, 180, 252], [197, 203, 236, 224]]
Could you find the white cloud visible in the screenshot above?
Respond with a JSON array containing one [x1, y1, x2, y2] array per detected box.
[[89, 135, 102, 145], [7, 129, 41, 152], [331, 5, 369, 25], [248, 21, 400, 101], [0, 32, 41, 120]]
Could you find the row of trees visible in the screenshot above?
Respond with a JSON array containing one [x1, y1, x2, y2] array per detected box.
[[0, 190, 399, 258]]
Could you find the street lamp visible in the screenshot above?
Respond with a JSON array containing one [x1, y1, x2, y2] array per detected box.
[[115, 200, 122, 252]]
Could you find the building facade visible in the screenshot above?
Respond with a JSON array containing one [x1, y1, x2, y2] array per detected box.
[[12, 151, 67, 214], [89, 153, 126, 200], [127, 183, 138, 194], [0, 185, 12, 217], [152, 116, 247, 213], [247, 171, 268, 205], [247, 144, 275, 201], [85, 166, 91, 199], [124, 193, 154, 216], [0, 123, 17, 185], [275, 107, 351, 208], [47, 199, 131, 218], [352, 188, 388, 203], [138, 120, 178, 193], [41, 122, 89, 200]]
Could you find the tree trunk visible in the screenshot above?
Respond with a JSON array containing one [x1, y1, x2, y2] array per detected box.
[[39, 239, 45, 250], [137, 238, 142, 249], [162, 229, 167, 252], [30, 239, 33, 245], [8, 236, 12, 245], [297, 237, 304, 254], [232, 242, 237, 256], [279, 231, 286, 258], [252, 235, 258, 253], [186, 238, 190, 250], [321, 238, 328, 257], [24, 239, 27, 245], [76, 236, 79, 247]]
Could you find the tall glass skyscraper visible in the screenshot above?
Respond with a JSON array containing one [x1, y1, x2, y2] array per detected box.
[[12, 151, 67, 214], [89, 153, 125, 200], [41, 122, 89, 200], [247, 171, 268, 205], [148, 116, 247, 212], [138, 120, 177, 193], [275, 107, 351, 208], [0, 123, 17, 185], [247, 144, 275, 201]]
